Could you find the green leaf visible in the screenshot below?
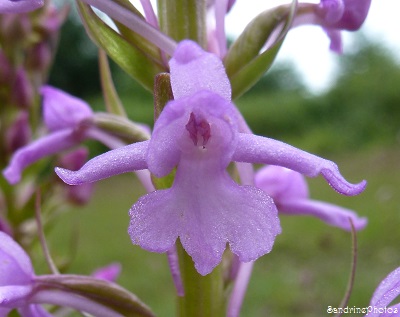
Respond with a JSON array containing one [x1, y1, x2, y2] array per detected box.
[[98, 49, 127, 116], [224, 1, 298, 99], [109, 1, 165, 66], [37, 274, 155, 317], [77, 1, 164, 92]]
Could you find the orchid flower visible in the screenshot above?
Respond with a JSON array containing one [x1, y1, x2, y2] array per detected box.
[[55, 40, 366, 275], [255, 165, 367, 231], [2, 86, 125, 185], [364, 267, 400, 317], [0, 231, 154, 317], [295, 0, 372, 53], [0, 231, 51, 317], [0, 0, 43, 14]]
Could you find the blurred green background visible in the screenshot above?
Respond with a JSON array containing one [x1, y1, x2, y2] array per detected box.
[[40, 16, 400, 317]]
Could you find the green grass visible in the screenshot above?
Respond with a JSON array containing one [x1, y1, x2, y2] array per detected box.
[[45, 145, 400, 316]]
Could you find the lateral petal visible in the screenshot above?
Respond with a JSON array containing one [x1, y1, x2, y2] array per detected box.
[[3, 129, 79, 185], [233, 133, 366, 196], [55, 141, 149, 185]]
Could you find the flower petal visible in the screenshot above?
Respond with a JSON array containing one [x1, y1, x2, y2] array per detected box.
[[278, 199, 367, 231], [324, 28, 342, 53], [255, 165, 309, 201], [317, 0, 345, 24], [0, 232, 33, 285], [0, 286, 32, 308], [3, 129, 79, 184], [232, 133, 366, 196], [129, 160, 281, 276], [368, 267, 400, 317], [41, 86, 93, 132], [0, 0, 43, 13], [148, 90, 237, 177], [169, 40, 231, 101], [330, 0, 372, 31], [18, 305, 53, 317], [55, 141, 149, 185]]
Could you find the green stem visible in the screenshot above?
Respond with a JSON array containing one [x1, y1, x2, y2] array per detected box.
[[177, 241, 225, 317], [157, 0, 207, 48]]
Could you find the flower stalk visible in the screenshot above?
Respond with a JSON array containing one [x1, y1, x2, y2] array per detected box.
[[176, 241, 225, 317]]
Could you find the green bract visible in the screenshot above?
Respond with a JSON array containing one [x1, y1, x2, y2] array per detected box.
[[224, 1, 297, 99], [77, 1, 165, 92]]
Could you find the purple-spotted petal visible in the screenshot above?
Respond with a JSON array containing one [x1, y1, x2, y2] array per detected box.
[[169, 40, 231, 101], [278, 199, 367, 231], [368, 267, 400, 317], [0, 0, 43, 13], [3, 129, 81, 184], [55, 141, 149, 185], [41, 86, 93, 132], [129, 161, 280, 276], [232, 133, 366, 196]]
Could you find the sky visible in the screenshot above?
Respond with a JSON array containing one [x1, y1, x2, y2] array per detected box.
[[225, 0, 400, 93]]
